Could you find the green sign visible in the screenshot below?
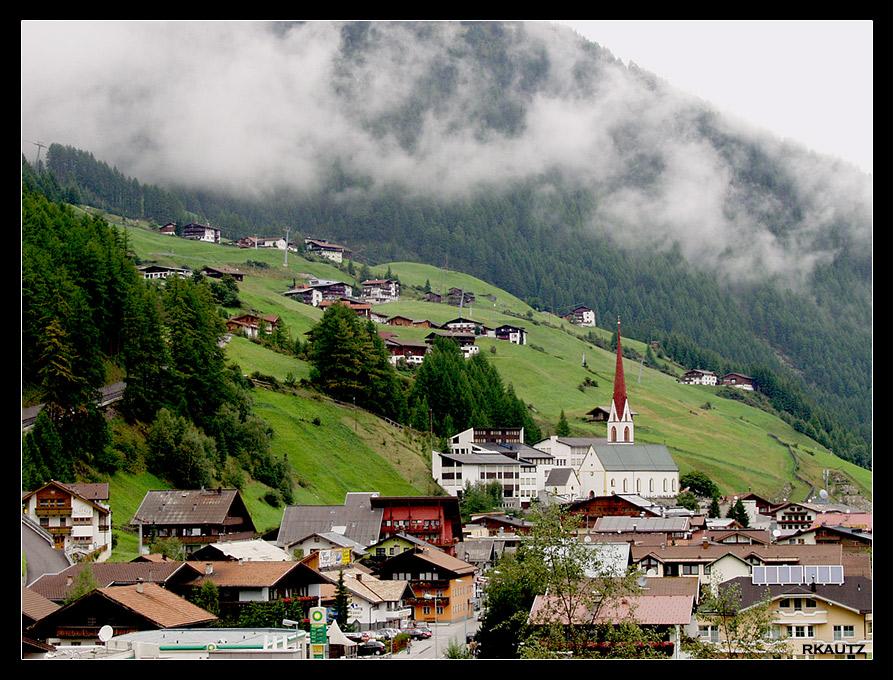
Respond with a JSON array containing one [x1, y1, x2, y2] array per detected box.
[[309, 607, 327, 644]]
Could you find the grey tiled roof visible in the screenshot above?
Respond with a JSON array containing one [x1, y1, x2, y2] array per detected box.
[[276, 493, 383, 548]]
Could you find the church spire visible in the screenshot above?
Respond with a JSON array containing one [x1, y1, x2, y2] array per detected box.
[[612, 317, 627, 417], [609, 317, 634, 443]]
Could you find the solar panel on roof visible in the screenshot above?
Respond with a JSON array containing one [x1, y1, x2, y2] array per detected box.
[[752, 564, 844, 585]]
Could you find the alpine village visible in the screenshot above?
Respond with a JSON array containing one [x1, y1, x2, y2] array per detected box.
[[21, 25, 871, 663]]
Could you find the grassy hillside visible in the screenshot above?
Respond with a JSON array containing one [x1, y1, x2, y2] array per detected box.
[[98, 214, 869, 558]]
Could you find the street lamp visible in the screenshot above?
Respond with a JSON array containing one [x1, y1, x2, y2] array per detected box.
[[423, 593, 440, 658]]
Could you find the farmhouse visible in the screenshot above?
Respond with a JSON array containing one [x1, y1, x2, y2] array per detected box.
[[22, 480, 112, 560], [130, 488, 257, 555], [182, 222, 220, 244], [304, 237, 351, 263]]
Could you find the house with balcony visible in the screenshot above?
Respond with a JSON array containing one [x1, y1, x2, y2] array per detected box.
[[563, 305, 596, 326], [698, 567, 872, 658], [318, 564, 415, 632], [184, 560, 328, 621], [681, 369, 718, 385], [374, 546, 477, 625], [22, 480, 112, 561], [130, 488, 257, 555], [361, 278, 400, 303], [182, 222, 220, 244], [304, 238, 351, 263], [226, 312, 281, 339], [372, 495, 463, 556]]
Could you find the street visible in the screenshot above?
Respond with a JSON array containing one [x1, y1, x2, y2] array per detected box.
[[393, 617, 480, 660]]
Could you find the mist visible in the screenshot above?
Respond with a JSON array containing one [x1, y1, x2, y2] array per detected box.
[[21, 20, 871, 286]]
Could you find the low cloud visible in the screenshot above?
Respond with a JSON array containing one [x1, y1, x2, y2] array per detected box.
[[21, 20, 870, 286]]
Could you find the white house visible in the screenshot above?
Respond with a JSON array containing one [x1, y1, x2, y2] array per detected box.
[[681, 369, 718, 386], [182, 222, 221, 244], [361, 279, 400, 303], [22, 480, 112, 560], [565, 305, 596, 327], [320, 566, 415, 632], [304, 238, 350, 263]]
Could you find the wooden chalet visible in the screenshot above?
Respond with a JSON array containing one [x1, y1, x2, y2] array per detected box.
[[130, 488, 257, 555], [25, 583, 217, 647]]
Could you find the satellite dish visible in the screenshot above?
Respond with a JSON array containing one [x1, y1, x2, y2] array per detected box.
[[98, 625, 114, 643], [819, 489, 829, 501]]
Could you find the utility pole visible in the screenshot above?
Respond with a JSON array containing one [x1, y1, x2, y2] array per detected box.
[[284, 227, 290, 267]]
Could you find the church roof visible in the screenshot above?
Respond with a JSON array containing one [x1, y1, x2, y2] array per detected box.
[[590, 444, 679, 472]]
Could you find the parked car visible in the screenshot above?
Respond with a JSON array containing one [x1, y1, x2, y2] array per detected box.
[[405, 627, 432, 640], [344, 631, 369, 643], [358, 640, 387, 656], [377, 628, 401, 640]]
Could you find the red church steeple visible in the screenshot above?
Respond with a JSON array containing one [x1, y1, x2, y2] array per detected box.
[[612, 317, 627, 417], [609, 317, 634, 443]]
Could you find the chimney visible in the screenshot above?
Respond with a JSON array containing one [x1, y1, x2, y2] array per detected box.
[[205, 562, 214, 575], [137, 578, 144, 594]]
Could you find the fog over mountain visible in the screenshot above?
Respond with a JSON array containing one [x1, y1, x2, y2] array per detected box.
[[21, 21, 871, 290]]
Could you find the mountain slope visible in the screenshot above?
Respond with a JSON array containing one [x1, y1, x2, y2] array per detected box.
[[117, 217, 871, 509], [32, 20, 871, 467]]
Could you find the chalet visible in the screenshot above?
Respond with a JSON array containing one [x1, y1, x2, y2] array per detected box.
[[22, 480, 112, 560], [317, 565, 415, 632], [130, 488, 257, 555], [447, 288, 475, 306], [425, 330, 479, 357], [450, 426, 524, 453], [779, 524, 872, 552], [138, 264, 190, 280], [563, 494, 666, 525], [185, 560, 329, 620], [424, 292, 442, 303], [318, 298, 371, 319], [304, 237, 350, 263], [721, 372, 755, 390], [374, 546, 477, 625], [441, 317, 492, 336], [630, 542, 846, 585], [226, 312, 281, 338], [361, 278, 400, 303], [201, 265, 244, 282], [495, 323, 527, 345], [27, 561, 204, 604], [25, 583, 217, 648], [386, 315, 437, 329], [680, 369, 718, 385], [564, 305, 596, 326], [158, 222, 177, 235], [382, 336, 430, 365], [182, 222, 221, 244], [467, 512, 532, 537]]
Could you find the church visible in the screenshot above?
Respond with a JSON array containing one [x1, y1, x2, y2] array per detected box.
[[536, 320, 680, 499]]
